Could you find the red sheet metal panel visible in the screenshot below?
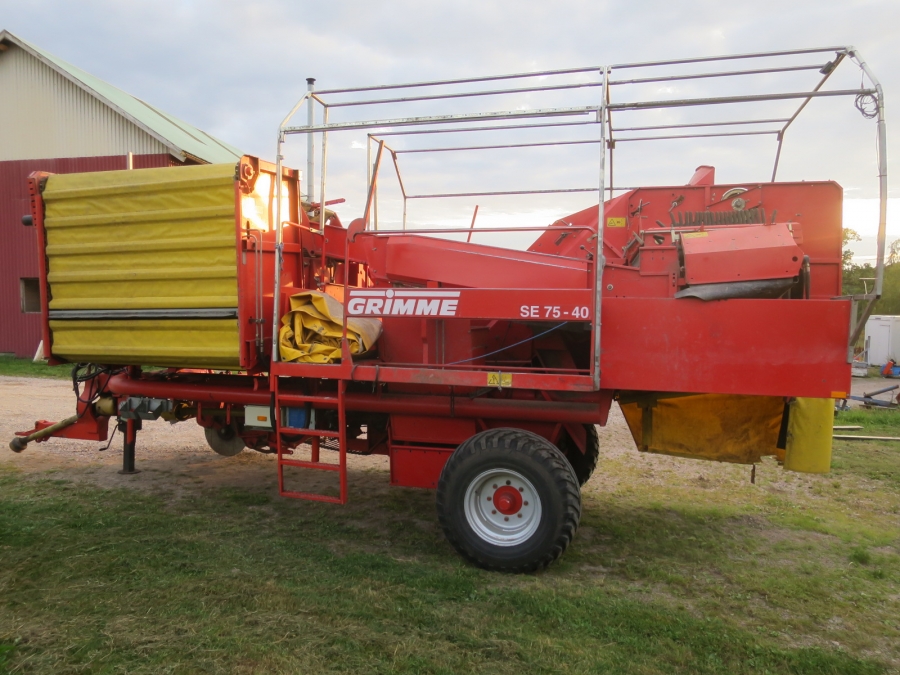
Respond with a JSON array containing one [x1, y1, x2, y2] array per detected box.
[[681, 223, 803, 285], [391, 415, 476, 445], [529, 181, 843, 298], [600, 297, 851, 399], [0, 154, 182, 357], [390, 445, 454, 489], [347, 288, 594, 321], [376, 235, 590, 289]]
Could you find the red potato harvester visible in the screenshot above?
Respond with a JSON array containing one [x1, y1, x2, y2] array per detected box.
[[12, 47, 888, 572]]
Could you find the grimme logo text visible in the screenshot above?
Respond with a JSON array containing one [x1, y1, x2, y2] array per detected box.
[[348, 290, 460, 317]]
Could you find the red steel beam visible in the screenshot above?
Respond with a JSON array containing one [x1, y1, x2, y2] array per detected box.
[[108, 375, 271, 405], [106, 374, 607, 424]]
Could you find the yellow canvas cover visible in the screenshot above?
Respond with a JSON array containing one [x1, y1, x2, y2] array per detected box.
[[49, 318, 240, 369], [41, 163, 242, 368], [43, 164, 238, 310], [620, 393, 834, 473], [620, 394, 783, 464], [279, 291, 382, 363]]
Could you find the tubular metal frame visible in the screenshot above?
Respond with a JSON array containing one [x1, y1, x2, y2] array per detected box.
[[273, 46, 888, 390]]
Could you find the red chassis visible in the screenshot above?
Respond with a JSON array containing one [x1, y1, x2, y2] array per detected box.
[[16, 159, 849, 472]]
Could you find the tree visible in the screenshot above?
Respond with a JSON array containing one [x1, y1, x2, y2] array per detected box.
[[843, 227, 862, 272], [843, 263, 875, 296], [840, 228, 900, 314], [889, 239, 900, 266], [842, 228, 866, 296]]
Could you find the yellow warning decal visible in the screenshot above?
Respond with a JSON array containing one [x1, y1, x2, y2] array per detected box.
[[682, 231, 709, 239], [606, 217, 626, 228], [488, 372, 513, 388]]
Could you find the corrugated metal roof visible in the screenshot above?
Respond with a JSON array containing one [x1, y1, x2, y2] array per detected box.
[[0, 30, 242, 165], [0, 43, 173, 161]]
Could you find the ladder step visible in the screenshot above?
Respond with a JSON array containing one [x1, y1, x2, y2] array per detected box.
[[275, 378, 347, 505], [279, 458, 340, 472], [279, 489, 343, 504], [279, 428, 341, 438]]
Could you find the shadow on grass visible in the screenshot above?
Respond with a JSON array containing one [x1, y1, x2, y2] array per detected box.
[[0, 471, 888, 674]]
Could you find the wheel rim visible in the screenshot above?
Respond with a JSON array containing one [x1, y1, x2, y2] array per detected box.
[[463, 469, 542, 547], [205, 425, 245, 457]]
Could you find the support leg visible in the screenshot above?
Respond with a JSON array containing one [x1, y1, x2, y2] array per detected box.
[[119, 418, 140, 475]]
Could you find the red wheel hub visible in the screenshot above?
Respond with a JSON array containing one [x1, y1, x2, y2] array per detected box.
[[492, 485, 523, 515]]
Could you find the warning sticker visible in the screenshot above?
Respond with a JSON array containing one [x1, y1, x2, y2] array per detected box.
[[682, 231, 709, 239], [606, 217, 626, 228], [488, 372, 513, 388]]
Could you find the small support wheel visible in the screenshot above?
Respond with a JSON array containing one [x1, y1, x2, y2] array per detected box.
[[437, 428, 581, 573], [556, 424, 600, 486], [204, 423, 246, 457]]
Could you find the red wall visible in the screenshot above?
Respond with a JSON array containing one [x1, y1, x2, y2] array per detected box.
[[0, 153, 178, 358]]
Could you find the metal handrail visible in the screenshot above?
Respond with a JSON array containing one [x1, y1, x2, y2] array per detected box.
[[271, 46, 887, 387], [349, 224, 594, 242]]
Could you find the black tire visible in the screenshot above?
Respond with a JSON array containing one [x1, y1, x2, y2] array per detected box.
[[556, 424, 600, 486], [204, 423, 246, 457], [436, 428, 581, 573]]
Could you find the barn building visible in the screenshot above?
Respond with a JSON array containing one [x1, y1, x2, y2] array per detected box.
[[0, 30, 241, 358]]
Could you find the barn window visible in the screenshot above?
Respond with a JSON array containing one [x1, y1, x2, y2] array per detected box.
[[20, 278, 40, 313]]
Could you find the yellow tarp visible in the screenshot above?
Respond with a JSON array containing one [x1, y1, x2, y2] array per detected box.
[[619, 393, 834, 473], [49, 318, 241, 369], [279, 290, 382, 363], [620, 394, 783, 464], [41, 163, 243, 368], [42, 163, 238, 311]]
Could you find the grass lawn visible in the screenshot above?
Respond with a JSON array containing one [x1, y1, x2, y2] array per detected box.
[[2, 436, 899, 673], [0, 356, 70, 381], [834, 408, 900, 488], [835, 406, 900, 437], [0, 357, 167, 382], [0, 378, 897, 673]]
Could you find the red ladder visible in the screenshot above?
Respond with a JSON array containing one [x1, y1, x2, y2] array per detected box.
[[274, 379, 348, 504]]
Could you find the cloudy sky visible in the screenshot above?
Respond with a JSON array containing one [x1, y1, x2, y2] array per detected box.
[[3, 0, 898, 257]]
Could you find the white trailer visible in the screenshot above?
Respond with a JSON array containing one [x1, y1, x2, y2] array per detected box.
[[865, 315, 900, 366]]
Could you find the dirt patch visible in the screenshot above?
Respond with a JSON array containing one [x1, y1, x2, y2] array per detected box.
[[0, 376, 391, 501]]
